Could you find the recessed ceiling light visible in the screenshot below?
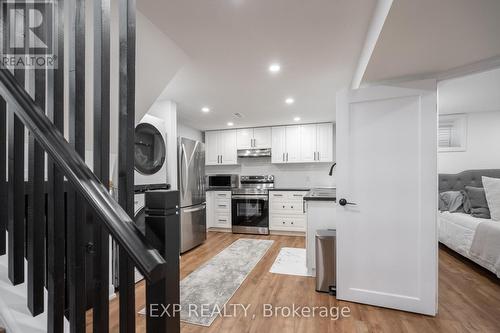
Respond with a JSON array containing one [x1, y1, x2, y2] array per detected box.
[[201, 107, 210, 113], [269, 63, 281, 73], [227, 122, 234, 126], [294, 117, 301, 122], [285, 98, 295, 105]]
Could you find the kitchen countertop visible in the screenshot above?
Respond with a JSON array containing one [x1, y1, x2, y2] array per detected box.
[[269, 188, 310, 192], [303, 188, 336, 201], [206, 187, 234, 191]]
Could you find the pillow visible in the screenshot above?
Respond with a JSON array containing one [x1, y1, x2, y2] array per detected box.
[[464, 186, 490, 219], [438, 191, 465, 212], [482, 176, 500, 221]]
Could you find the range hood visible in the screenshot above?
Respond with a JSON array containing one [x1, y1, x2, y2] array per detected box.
[[237, 148, 271, 158]]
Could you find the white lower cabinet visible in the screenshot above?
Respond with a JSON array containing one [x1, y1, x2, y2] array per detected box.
[[206, 191, 232, 229], [269, 191, 307, 232]]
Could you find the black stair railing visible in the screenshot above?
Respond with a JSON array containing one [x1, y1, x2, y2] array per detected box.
[[0, 0, 177, 332], [0, 67, 167, 283]]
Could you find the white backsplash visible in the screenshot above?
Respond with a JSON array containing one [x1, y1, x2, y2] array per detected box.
[[206, 157, 336, 188]]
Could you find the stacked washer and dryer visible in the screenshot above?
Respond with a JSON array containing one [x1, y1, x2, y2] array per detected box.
[[113, 114, 169, 285], [133, 114, 170, 231], [113, 114, 207, 286]]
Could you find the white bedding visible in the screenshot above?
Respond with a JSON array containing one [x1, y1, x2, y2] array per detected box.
[[439, 211, 500, 277]]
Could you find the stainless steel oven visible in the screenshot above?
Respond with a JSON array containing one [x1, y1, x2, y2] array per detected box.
[[231, 194, 269, 234], [231, 175, 273, 235]]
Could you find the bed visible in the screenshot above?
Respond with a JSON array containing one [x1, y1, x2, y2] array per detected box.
[[438, 169, 500, 277]]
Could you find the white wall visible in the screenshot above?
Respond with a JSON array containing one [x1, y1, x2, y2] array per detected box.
[[178, 122, 203, 142], [206, 160, 336, 188], [438, 110, 500, 173]]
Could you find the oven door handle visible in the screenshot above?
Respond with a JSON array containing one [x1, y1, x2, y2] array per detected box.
[[231, 195, 269, 201]]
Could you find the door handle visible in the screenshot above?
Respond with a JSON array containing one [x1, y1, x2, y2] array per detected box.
[[183, 204, 206, 213], [282, 153, 285, 162], [286, 153, 289, 162], [317, 151, 320, 161], [338, 198, 357, 206]]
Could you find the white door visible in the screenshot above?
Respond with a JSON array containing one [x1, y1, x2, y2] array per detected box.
[[236, 128, 253, 149], [271, 127, 286, 163], [285, 125, 300, 163], [205, 131, 219, 165], [336, 85, 437, 316], [220, 130, 237, 165], [316, 123, 333, 162], [299, 124, 317, 162], [253, 127, 272, 148]]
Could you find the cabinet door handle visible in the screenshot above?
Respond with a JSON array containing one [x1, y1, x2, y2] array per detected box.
[[317, 151, 320, 161], [282, 205, 285, 208], [282, 221, 285, 224], [282, 153, 285, 162], [274, 194, 283, 197], [291, 221, 294, 225], [291, 205, 294, 209], [286, 153, 289, 162]]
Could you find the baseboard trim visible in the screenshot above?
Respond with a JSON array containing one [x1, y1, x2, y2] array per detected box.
[[207, 227, 232, 233], [270, 230, 305, 237]]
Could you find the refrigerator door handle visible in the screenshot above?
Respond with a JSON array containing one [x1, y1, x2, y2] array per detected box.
[[183, 204, 206, 213], [181, 143, 190, 197]]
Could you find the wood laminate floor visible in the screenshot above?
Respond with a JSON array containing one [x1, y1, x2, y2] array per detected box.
[[89, 231, 500, 332]]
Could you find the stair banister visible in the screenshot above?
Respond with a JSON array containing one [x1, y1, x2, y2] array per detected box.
[[0, 66, 167, 283]]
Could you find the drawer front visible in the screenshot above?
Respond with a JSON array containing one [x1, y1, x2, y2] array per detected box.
[[214, 191, 231, 199], [214, 213, 231, 228], [287, 192, 307, 201], [215, 198, 231, 212], [270, 201, 303, 215], [270, 216, 305, 231]]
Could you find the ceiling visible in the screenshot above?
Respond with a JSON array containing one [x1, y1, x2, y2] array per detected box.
[[137, 0, 377, 130], [439, 67, 500, 115], [363, 0, 500, 83]]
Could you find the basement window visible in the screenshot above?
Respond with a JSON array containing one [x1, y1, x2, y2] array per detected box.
[[438, 114, 467, 152]]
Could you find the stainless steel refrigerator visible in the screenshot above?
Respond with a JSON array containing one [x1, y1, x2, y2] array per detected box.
[[178, 137, 206, 253]]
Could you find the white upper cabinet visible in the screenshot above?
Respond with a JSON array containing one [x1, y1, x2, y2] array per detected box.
[[285, 125, 300, 163], [207, 123, 332, 166], [220, 130, 237, 165], [236, 127, 271, 149], [205, 131, 220, 165], [236, 128, 253, 149], [205, 130, 238, 165], [271, 126, 286, 163], [316, 122, 333, 162], [299, 124, 317, 162], [272, 123, 333, 164], [253, 127, 271, 148]]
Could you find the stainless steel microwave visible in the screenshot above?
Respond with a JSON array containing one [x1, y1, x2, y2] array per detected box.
[[206, 174, 239, 189]]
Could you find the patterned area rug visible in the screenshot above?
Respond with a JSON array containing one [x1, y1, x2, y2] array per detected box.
[[139, 238, 274, 326]]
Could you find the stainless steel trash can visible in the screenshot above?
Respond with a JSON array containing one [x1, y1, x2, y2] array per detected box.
[[315, 229, 336, 294]]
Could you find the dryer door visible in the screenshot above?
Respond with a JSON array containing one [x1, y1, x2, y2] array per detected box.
[[134, 123, 166, 175]]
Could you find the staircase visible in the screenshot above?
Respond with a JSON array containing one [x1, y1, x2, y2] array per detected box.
[[0, 0, 178, 332]]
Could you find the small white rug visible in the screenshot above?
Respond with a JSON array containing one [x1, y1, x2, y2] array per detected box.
[[270, 247, 313, 277]]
